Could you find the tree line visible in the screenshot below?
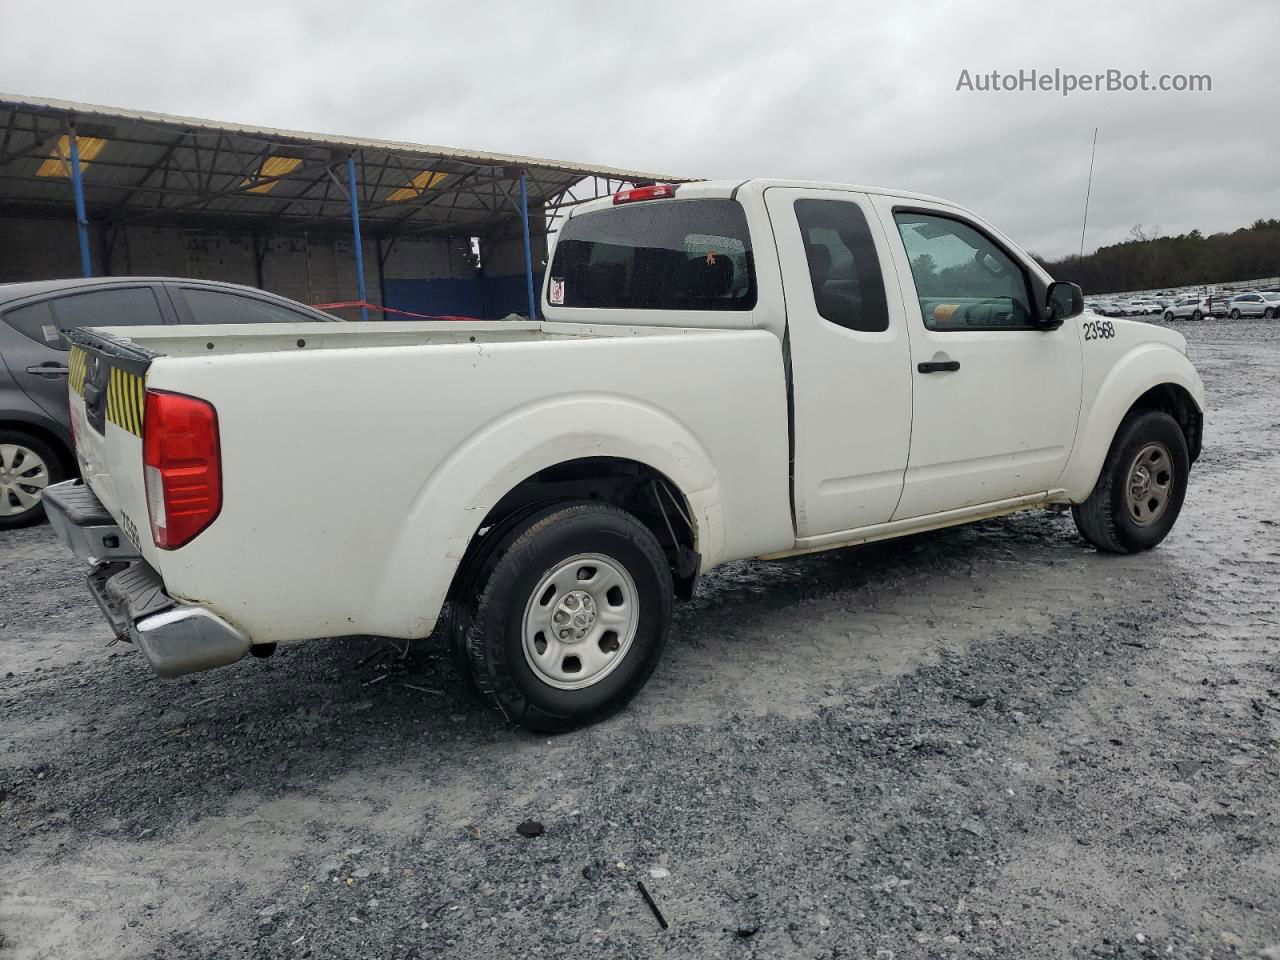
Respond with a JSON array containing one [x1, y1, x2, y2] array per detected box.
[[1032, 219, 1280, 294]]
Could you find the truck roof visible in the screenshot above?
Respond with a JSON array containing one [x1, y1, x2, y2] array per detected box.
[[563, 178, 967, 221]]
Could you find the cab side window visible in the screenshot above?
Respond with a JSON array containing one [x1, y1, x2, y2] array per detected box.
[[794, 199, 889, 333], [894, 212, 1035, 330]]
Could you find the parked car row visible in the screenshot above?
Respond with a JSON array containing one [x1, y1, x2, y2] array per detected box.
[[1087, 290, 1280, 321], [1086, 298, 1166, 317], [1159, 290, 1280, 321], [0, 277, 337, 528]]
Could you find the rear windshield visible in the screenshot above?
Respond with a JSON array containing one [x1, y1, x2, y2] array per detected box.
[[548, 198, 756, 311]]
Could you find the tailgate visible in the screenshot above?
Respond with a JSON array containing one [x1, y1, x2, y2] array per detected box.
[[65, 327, 160, 564]]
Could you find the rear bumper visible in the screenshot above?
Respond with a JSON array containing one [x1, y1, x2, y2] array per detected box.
[[43, 479, 139, 565], [43, 480, 251, 678]]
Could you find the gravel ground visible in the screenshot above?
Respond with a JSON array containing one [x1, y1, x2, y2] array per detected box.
[[2, 318, 1278, 960]]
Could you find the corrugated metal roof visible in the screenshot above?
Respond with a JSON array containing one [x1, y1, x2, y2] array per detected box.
[[0, 93, 692, 238]]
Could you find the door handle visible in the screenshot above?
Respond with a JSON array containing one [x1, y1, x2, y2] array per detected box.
[[27, 363, 70, 377], [917, 360, 960, 374]]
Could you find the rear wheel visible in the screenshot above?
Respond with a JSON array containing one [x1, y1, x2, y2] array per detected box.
[[1072, 410, 1189, 554], [0, 430, 65, 530], [454, 501, 673, 732], [1191, 309, 1202, 321]]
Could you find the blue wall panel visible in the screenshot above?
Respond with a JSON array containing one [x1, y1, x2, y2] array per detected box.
[[384, 274, 544, 320]]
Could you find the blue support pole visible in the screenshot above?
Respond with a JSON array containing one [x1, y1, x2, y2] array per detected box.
[[346, 154, 369, 323], [518, 172, 537, 321], [68, 128, 92, 277]]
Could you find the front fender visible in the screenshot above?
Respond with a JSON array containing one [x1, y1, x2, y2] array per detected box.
[[1058, 342, 1205, 501], [365, 392, 725, 638]]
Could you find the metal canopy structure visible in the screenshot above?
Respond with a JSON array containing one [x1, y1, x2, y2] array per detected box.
[[0, 94, 690, 319]]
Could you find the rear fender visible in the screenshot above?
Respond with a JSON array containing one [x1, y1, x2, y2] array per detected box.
[[366, 393, 723, 637]]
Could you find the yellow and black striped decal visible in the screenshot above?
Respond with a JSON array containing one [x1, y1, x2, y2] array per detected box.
[[106, 365, 146, 437], [68, 346, 88, 396]]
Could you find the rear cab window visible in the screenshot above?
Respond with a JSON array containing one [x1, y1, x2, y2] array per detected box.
[[549, 198, 755, 311]]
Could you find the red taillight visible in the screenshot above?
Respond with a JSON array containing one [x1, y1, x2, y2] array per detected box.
[[613, 183, 677, 205], [142, 390, 221, 549]]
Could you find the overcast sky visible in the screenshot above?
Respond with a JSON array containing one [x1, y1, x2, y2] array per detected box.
[[3, 0, 1276, 258]]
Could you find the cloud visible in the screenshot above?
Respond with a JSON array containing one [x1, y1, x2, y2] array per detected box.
[[3, 0, 1276, 257]]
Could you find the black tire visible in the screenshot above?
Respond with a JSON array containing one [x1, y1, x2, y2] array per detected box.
[[0, 429, 66, 530], [455, 501, 672, 733], [441, 498, 562, 699], [1163, 311, 1174, 322], [1265, 307, 1276, 319], [1230, 308, 1241, 320], [1191, 310, 1202, 321], [1072, 410, 1190, 554]]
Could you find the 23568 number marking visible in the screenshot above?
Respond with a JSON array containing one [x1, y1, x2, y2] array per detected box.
[[1083, 319, 1115, 341]]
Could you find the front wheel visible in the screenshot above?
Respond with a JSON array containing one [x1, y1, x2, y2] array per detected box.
[[455, 502, 673, 732], [1230, 308, 1241, 320], [1072, 410, 1190, 554], [1163, 311, 1174, 322], [1265, 307, 1276, 319]]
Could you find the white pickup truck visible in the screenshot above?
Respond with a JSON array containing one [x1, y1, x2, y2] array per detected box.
[[44, 179, 1204, 731]]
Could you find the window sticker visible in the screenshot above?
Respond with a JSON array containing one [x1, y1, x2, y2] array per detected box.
[[549, 277, 565, 305]]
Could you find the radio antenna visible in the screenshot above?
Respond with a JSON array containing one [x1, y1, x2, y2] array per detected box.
[[1079, 127, 1098, 261]]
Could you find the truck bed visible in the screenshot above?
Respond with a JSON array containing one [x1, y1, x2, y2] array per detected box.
[[91, 319, 737, 359], [65, 318, 794, 644]]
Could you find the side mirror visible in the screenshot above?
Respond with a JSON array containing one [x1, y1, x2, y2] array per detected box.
[[1043, 281, 1083, 328]]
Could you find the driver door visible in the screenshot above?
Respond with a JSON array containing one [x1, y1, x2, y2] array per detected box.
[[870, 197, 1083, 519]]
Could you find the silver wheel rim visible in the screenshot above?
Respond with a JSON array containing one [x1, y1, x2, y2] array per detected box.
[[0, 443, 50, 517], [521, 552, 639, 690], [1126, 441, 1174, 527]]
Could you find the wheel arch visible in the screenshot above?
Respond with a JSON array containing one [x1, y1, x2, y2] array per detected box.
[[1059, 345, 1204, 502], [1128, 382, 1202, 463], [445, 457, 702, 606], [364, 394, 725, 638], [0, 416, 74, 475]]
